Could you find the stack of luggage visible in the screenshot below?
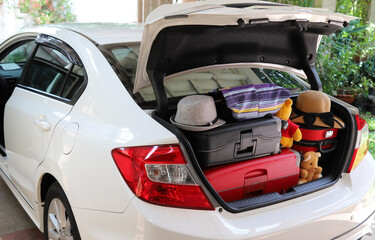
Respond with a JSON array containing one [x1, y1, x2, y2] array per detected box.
[[170, 85, 344, 202]]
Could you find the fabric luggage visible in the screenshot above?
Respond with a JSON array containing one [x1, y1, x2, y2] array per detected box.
[[183, 116, 281, 168], [292, 125, 339, 154], [204, 149, 301, 202], [221, 83, 290, 121]]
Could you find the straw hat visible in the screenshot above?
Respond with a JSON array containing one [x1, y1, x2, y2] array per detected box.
[[171, 95, 226, 131], [290, 91, 345, 129]]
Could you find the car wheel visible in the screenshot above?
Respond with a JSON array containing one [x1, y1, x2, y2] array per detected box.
[[43, 182, 81, 240]]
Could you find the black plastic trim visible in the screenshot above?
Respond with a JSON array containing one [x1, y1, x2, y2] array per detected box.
[[36, 34, 83, 67], [18, 35, 88, 106], [16, 85, 74, 105], [97, 43, 144, 104]]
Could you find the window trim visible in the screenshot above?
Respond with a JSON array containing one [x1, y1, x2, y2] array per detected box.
[[16, 34, 87, 105], [98, 43, 144, 104], [35, 34, 83, 67]]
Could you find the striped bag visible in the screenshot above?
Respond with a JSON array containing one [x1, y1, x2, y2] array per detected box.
[[221, 83, 290, 120]]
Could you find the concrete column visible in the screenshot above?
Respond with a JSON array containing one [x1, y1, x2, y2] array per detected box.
[[321, 0, 337, 11], [138, 0, 143, 23], [138, 0, 173, 23], [370, 0, 375, 23]]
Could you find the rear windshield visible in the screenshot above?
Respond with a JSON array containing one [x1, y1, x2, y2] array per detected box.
[[101, 44, 309, 107]]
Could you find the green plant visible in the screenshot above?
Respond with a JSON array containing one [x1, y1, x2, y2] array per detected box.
[[316, 20, 375, 96], [336, 0, 372, 24], [18, 0, 76, 25], [269, 0, 315, 7], [361, 112, 375, 157]]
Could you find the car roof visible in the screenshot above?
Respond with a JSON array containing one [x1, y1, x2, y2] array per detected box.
[[25, 23, 143, 45]]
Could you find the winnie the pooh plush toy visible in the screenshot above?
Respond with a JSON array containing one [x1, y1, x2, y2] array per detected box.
[[275, 99, 302, 148], [299, 151, 323, 184]]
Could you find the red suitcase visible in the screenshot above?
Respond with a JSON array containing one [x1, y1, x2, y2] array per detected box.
[[292, 126, 339, 154], [204, 149, 300, 202]]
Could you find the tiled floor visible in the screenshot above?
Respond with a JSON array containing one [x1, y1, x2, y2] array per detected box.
[[0, 227, 43, 240]]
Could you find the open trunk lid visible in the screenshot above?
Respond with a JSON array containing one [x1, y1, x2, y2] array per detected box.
[[132, 1, 358, 212], [134, 0, 356, 99]]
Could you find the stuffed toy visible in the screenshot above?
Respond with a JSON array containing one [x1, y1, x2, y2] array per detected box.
[[299, 151, 323, 184], [275, 99, 302, 148]]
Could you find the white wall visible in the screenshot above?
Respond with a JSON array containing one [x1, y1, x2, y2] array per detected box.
[[72, 0, 137, 23], [0, 0, 32, 43], [0, 0, 138, 43]]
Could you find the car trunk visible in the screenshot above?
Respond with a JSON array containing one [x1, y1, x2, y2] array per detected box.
[[133, 1, 358, 212], [150, 95, 357, 212]]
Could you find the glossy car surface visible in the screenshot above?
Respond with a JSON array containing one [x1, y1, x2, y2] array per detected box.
[[0, 1, 374, 239]]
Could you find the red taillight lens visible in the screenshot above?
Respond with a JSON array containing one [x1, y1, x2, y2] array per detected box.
[[112, 145, 214, 210], [347, 116, 369, 173]]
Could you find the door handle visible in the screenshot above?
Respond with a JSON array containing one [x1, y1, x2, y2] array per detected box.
[[33, 118, 51, 131]]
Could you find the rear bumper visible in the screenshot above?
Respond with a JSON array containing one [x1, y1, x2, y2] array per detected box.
[[73, 152, 375, 240], [333, 210, 375, 240]]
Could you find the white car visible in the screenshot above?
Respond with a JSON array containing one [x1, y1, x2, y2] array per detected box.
[[0, 1, 374, 239]]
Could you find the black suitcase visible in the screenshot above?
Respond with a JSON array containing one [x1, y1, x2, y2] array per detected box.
[[184, 116, 282, 168]]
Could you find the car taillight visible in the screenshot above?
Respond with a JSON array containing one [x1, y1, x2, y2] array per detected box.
[[347, 115, 369, 173], [112, 145, 214, 210]]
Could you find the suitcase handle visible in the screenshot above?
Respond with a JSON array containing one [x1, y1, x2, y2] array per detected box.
[[318, 139, 338, 154], [234, 141, 257, 158]]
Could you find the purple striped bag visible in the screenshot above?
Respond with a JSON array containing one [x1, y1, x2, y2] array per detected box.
[[221, 83, 290, 120]]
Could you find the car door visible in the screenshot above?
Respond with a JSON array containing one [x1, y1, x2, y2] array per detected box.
[[0, 39, 37, 175], [3, 34, 85, 209]]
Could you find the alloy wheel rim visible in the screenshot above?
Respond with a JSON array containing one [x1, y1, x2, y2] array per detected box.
[[47, 198, 73, 240]]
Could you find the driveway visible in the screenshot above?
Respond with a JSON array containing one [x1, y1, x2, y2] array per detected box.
[[0, 177, 43, 239]]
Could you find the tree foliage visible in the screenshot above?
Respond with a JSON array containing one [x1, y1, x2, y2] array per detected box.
[[336, 0, 371, 24], [269, 0, 316, 7]]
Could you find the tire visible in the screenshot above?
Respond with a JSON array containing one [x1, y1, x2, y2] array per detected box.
[[43, 182, 81, 240]]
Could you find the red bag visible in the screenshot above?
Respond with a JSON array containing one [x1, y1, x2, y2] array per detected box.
[[292, 126, 338, 154], [204, 149, 300, 202]]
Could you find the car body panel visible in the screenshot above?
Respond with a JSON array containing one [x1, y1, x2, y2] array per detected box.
[[0, 27, 180, 230], [71, 153, 375, 240], [22, 23, 143, 45], [30, 27, 179, 214], [3, 87, 72, 209]]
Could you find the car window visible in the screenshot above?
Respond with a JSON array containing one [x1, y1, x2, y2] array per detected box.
[[23, 45, 84, 100], [1, 41, 35, 64], [0, 41, 36, 84], [105, 44, 309, 105]]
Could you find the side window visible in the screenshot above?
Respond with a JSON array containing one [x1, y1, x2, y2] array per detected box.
[[23, 45, 84, 100], [0, 41, 36, 83]]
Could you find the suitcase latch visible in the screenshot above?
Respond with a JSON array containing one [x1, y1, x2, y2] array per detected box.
[[234, 130, 256, 158]]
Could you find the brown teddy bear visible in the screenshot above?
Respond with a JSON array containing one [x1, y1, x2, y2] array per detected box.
[[275, 99, 302, 148], [299, 151, 323, 184]]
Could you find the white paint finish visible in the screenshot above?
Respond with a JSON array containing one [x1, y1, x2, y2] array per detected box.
[[29, 29, 178, 213], [21, 24, 143, 45], [72, 154, 375, 240], [4, 88, 72, 209], [61, 122, 79, 155]]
